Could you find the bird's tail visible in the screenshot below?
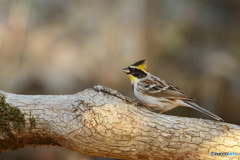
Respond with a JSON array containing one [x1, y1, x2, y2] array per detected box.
[[184, 101, 224, 122]]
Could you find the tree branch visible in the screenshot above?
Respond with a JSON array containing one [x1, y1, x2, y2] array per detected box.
[[0, 85, 239, 159]]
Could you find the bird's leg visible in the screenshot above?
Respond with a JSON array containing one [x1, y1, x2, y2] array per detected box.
[[159, 110, 165, 114], [144, 104, 156, 111], [144, 104, 157, 107]]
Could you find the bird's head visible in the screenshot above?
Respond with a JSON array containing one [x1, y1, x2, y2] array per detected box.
[[122, 60, 148, 83]]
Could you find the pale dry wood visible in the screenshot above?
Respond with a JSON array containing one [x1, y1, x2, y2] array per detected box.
[[0, 85, 239, 160]]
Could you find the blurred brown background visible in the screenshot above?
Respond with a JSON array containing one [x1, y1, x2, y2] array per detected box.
[[0, 0, 240, 160]]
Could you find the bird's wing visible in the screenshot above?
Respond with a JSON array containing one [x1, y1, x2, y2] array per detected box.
[[138, 76, 195, 101]]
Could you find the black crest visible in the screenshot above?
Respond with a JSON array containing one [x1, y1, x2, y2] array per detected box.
[[131, 60, 146, 67]]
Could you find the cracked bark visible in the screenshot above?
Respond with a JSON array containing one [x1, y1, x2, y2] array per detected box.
[[0, 85, 239, 160]]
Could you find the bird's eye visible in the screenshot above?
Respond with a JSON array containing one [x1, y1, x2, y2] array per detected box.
[[131, 68, 147, 78], [132, 68, 138, 76]]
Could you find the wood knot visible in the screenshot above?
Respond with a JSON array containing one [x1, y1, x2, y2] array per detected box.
[[93, 85, 136, 104]]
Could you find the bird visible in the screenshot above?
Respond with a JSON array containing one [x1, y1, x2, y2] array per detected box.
[[122, 60, 223, 122]]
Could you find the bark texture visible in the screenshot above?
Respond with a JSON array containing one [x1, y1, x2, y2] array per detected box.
[[0, 85, 239, 160]]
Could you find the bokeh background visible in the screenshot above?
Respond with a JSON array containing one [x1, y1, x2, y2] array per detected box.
[[0, 0, 240, 160]]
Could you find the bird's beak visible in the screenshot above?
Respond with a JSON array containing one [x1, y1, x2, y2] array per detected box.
[[122, 68, 130, 74]]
